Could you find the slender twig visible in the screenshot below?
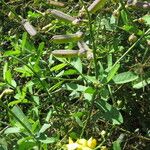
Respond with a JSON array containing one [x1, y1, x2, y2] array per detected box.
[[112, 28, 150, 68], [80, 90, 97, 138]]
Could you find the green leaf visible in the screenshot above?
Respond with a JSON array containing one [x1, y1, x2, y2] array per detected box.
[[113, 71, 138, 84], [133, 78, 150, 89], [122, 25, 144, 35], [70, 57, 82, 73], [0, 138, 8, 150], [38, 42, 45, 54], [49, 81, 64, 92], [11, 106, 32, 130], [142, 15, 150, 26], [121, 10, 129, 25], [4, 127, 20, 134], [113, 140, 121, 150], [95, 100, 123, 125], [107, 64, 120, 82], [3, 62, 8, 81], [22, 32, 27, 50], [63, 83, 93, 92], [75, 117, 83, 127], [15, 65, 33, 77], [4, 50, 20, 56], [39, 124, 51, 133], [18, 138, 36, 150], [63, 69, 78, 76], [50, 63, 67, 72], [5, 70, 12, 84], [40, 137, 58, 144]]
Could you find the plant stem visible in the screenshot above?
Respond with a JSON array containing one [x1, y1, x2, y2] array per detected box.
[[79, 0, 100, 138], [80, 0, 99, 80], [80, 90, 97, 138]]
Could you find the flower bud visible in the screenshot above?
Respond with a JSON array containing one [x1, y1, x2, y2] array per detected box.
[[128, 34, 137, 43]]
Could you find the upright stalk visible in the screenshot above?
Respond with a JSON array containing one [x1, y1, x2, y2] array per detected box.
[[80, 0, 99, 137], [80, 0, 99, 79]]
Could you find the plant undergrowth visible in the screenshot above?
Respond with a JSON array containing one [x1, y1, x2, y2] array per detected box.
[[0, 0, 150, 150]]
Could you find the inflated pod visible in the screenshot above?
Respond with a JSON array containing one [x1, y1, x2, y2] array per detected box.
[[21, 19, 37, 36], [88, 0, 107, 14], [126, 0, 150, 9], [51, 31, 83, 43], [78, 41, 93, 60], [52, 50, 80, 58], [47, 1, 65, 7], [49, 9, 75, 23]]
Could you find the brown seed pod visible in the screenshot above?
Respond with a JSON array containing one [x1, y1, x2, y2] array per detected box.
[[47, 0, 65, 7], [51, 31, 83, 43], [126, 0, 150, 9], [49, 9, 76, 23], [52, 50, 79, 58], [78, 41, 93, 60]]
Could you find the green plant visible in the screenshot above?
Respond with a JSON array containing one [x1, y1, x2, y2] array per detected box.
[[0, 0, 150, 149]]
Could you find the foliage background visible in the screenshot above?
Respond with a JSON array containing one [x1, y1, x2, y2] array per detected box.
[[0, 0, 150, 149]]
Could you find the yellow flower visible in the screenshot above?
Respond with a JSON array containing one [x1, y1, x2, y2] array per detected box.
[[69, 137, 74, 144], [66, 137, 97, 150], [100, 146, 108, 150], [77, 139, 88, 146], [66, 143, 79, 150], [87, 137, 97, 149]]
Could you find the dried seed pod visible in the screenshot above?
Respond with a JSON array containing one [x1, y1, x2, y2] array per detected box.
[[126, 0, 150, 9], [52, 50, 79, 58], [78, 41, 93, 60], [47, 0, 65, 7], [88, 0, 107, 14], [21, 19, 37, 36], [51, 31, 83, 43], [49, 9, 75, 23]]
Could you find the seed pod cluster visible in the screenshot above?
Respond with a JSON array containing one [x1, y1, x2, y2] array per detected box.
[[88, 0, 107, 14], [21, 19, 37, 36], [51, 32, 83, 43]]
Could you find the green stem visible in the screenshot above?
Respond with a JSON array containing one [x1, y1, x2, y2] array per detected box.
[[80, 90, 97, 138], [79, 0, 100, 138], [80, 0, 99, 80]]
